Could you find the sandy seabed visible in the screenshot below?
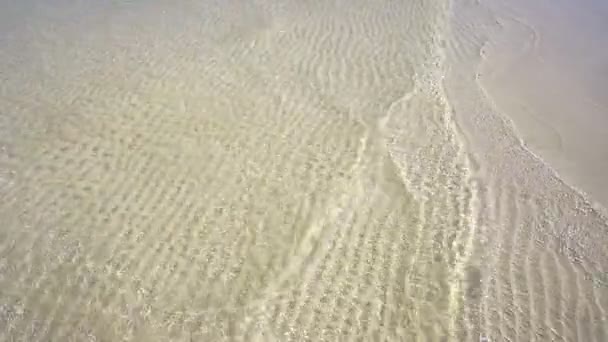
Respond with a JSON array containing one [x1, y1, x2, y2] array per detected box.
[[0, 0, 606, 341]]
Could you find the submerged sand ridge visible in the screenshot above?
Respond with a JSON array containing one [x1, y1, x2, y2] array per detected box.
[[0, 0, 607, 341]]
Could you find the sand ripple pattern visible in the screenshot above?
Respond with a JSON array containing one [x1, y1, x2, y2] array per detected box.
[[3, 0, 601, 341], [445, 0, 608, 341]]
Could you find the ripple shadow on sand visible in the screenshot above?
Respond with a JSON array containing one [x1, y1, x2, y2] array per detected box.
[[0, 0, 607, 341]]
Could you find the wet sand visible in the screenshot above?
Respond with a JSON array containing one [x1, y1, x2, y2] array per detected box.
[[477, 0, 608, 210], [0, 0, 607, 341], [446, 0, 608, 340]]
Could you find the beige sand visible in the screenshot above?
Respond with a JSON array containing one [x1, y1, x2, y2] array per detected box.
[[477, 0, 608, 210], [1, 1, 476, 340], [445, 0, 608, 340], [0, 0, 607, 341]]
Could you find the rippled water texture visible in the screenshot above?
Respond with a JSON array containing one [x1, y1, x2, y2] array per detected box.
[[0, 0, 606, 341]]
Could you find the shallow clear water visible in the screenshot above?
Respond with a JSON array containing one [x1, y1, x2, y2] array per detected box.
[[0, 0, 606, 341]]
